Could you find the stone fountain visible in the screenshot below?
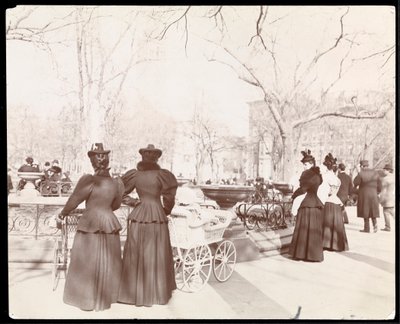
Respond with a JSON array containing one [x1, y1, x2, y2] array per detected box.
[[199, 184, 255, 209], [17, 172, 44, 197]]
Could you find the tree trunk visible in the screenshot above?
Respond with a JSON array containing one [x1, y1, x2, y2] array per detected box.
[[281, 129, 294, 182]]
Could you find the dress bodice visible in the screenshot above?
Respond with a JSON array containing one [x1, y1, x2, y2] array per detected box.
[[61, 174, 124, 233], [121, 165, 178, 222], [292, 167, 324, 208], [324, 171, 342, 205]]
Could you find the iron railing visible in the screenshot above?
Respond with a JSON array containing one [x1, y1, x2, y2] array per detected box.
[[235, 187, 294, 231], [8, 203, 131, 239]]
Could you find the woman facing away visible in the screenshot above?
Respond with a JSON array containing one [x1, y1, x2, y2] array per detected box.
[[289, 149, 324, 262], [322, 153, 349, 252], [58, 143, 124, 311], [118, 144, 178, 307]]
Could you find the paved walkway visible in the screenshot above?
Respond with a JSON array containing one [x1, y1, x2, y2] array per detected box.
[[8, 207, 396, 320]]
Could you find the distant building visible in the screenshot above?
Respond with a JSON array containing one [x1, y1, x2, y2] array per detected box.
[[247, 97, 391, 180]]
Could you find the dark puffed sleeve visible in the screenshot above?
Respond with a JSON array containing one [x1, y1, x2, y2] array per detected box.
[[292, 170, 309, 200], [159, 169, 178, 215], [61, 174, 93, 216], [121, 169, 140, 207], [111, 177, 125, 211]]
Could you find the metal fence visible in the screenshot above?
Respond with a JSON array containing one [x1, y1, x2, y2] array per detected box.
[[8, 203, 131, 239]]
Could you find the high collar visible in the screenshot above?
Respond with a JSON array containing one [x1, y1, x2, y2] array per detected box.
[[137, 161, 161, 171], [309, 166, 321, 175], [94, 168, 111, 177]]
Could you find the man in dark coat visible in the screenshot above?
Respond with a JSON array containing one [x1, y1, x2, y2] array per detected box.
[[337, 163, 354, 224], [353, 160, 382, 233]]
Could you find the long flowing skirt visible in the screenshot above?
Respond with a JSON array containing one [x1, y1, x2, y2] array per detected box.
[[289, 206, 324, 262], [118, 222, 176, 306], [323, 202, 349, 251], [63, 231, 122, 311]]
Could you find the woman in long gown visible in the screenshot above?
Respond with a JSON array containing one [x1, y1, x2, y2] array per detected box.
[[289, 150, 324, 262], [322, 153, 349, 251], [58, 143, 124, 311], [118, 144, 178, 306]]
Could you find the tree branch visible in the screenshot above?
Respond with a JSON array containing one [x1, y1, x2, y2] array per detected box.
[[292, 102, 393, 129], [208, 6, 223, 18], [296, 7, 350, 87], [352, 44, 395, 62], [158, 6, 191, 40], [248, 6, 268, 50]]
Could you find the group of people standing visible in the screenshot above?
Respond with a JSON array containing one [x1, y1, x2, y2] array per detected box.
[[288, 149, 394, 263], [57, 143, 178, 311]]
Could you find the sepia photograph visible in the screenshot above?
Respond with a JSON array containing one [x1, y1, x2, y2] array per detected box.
[[6, 4, 396, 320]]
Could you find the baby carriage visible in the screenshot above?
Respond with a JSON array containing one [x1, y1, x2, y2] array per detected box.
[[168, 205, 237, 293], [51, 209, 83, 291]]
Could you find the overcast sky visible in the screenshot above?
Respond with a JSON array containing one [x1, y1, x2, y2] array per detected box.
[[6, 6, 395, 137]]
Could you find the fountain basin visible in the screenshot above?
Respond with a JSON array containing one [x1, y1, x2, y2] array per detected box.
[[17, 172, 44, 197], [200, 185, 255, 209]]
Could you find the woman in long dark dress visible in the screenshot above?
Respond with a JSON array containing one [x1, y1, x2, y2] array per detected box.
[[58, 143, 124, 311], [289, 150, 324, 262], [322, 153, 349, 252], [118, 144, 178, 306]]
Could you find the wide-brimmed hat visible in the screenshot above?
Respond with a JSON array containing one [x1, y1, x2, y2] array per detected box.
[[360, 160, 369, 167], [383, 163, 393, 172], [87, 143, 110, 157], [139, 144, 162, 158]]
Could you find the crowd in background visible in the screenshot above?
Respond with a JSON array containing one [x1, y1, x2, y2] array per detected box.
[[288, 149, 394, 263]]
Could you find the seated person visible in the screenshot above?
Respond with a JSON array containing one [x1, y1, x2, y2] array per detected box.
[[254, 177, 267, 203], [61, 171, 73, 194], [38, 161, 51, 189], [43, 161, 51, 178], [41, 166, 62, 196]]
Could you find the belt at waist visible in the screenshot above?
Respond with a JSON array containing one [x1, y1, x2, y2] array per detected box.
[[129, 219, 168, 224]]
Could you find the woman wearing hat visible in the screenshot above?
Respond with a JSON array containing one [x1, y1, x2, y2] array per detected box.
[[289, 149, 324, 262], [58, 143, 124, 311], [321, 153, 349, 252], [118, 144, 178, 306]]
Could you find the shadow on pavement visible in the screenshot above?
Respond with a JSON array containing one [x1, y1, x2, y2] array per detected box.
[[340, 251, 395, 274]]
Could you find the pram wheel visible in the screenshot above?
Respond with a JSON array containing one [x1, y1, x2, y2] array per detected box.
[[213, 240, 236, 282]]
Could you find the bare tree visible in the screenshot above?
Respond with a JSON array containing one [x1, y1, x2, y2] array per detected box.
[[151, 6, 395, 181]]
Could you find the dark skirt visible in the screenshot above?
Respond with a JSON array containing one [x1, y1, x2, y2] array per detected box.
[[289, 206, 324, 262], [323, 202, 349, 251], [63, 231, 122, 311], [118, 222, 176, 306]]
